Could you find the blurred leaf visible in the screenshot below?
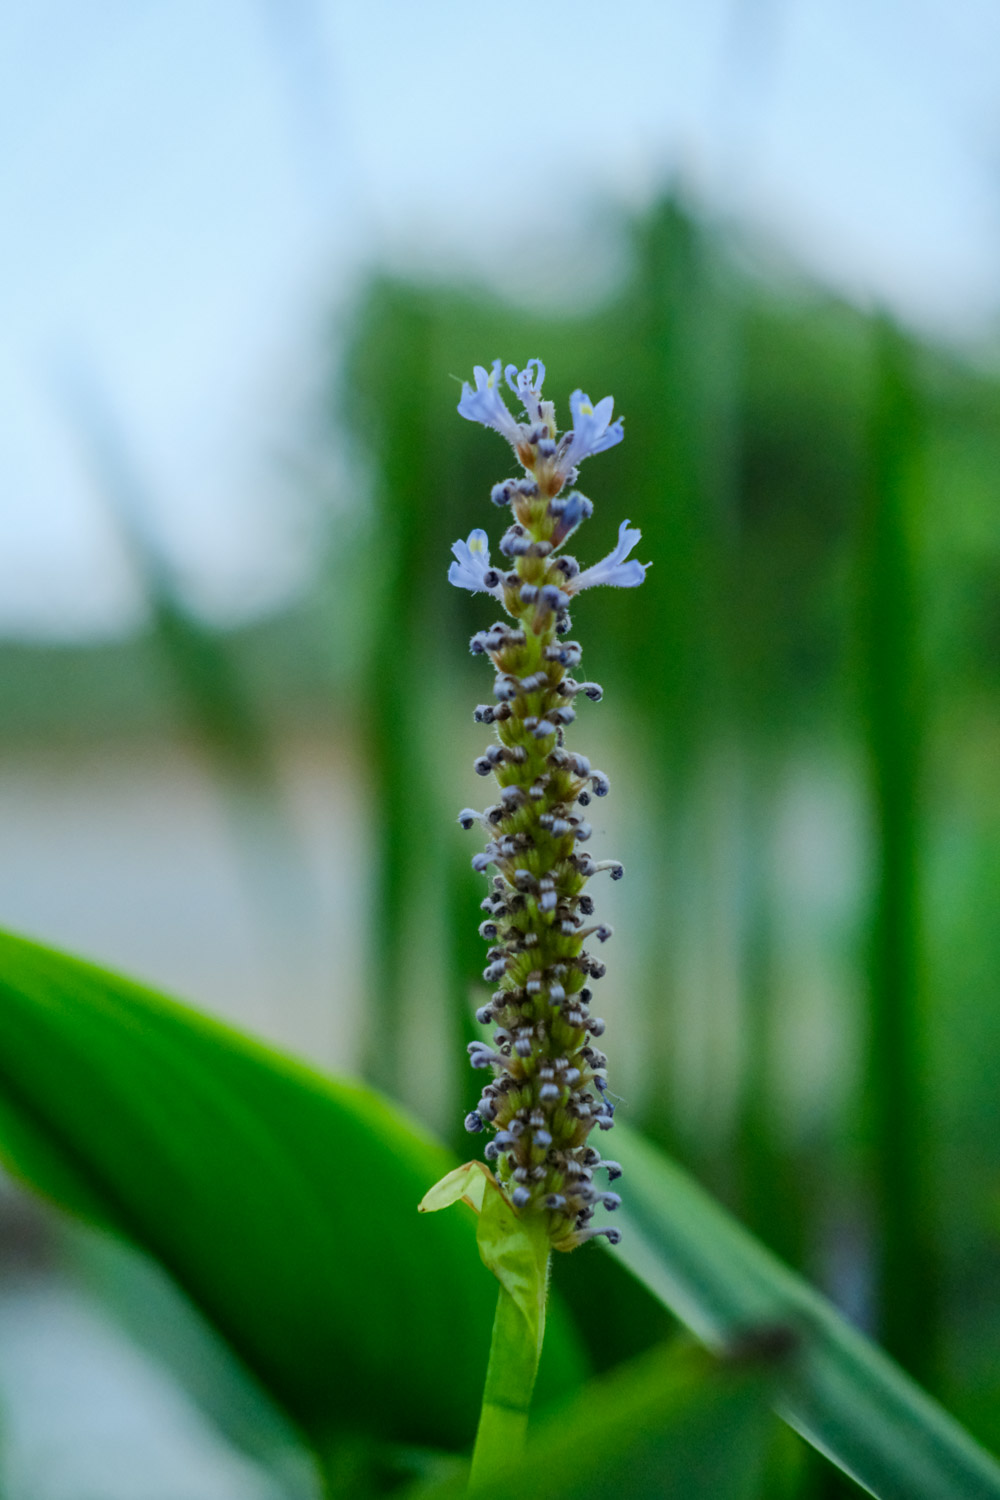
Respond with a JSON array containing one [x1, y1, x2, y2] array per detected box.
[[608, 1123, 1000, 1499], [0, 930, 584, 1461], [856, 320, 938, 1383], [67, 1221, 321, 1494], [58, 365, 281, 789], [57, 365, 321, 962], [409, 1340, 778, 1500], [549, 1217, 676, 1374], [347, 289, 446, 1102]]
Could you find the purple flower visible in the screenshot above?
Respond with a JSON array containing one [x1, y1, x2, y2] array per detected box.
[[568, 520, 648, 593], [448, 530, 504, 597], [457, 360, 523, 446], [550, 490, 594, 546], [504, 359, 549, 428], [559, 390, 624, 471]]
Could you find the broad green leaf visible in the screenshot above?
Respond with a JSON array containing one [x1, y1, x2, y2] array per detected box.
[[609, 1122, 1000, 1500], [410, 1340, 778, 1500], [0, 930, 584, 1457], [67, 1221, 322, 1491]]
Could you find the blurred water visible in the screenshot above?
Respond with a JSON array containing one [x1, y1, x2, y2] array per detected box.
[[0, 732, 367, 1070], [0, 727, 361, 1500], [0, 1272, 292, 1500]]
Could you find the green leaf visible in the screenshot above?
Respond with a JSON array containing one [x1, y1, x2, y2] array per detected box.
[[608, 1122, 1000, 1500], [856, 320, 938, 1381], [410, 1340, 778, 1500], [0, 929, 584, 1457]]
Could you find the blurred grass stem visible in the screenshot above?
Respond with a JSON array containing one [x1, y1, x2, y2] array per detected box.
[[55, 363, 319, 959], [859, 319, 938, 1384]]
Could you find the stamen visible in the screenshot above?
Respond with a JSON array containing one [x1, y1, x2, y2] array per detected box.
[[575, 1226, 622, 1246]]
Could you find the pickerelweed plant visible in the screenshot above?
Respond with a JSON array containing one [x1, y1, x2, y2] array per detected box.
[[421, 357, 648, 1483]]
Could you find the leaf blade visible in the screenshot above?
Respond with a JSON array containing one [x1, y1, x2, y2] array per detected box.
[[609, 1122, 1000, 1500], [0, 929, 583, 1454], [411, 1341, 778, 1500]]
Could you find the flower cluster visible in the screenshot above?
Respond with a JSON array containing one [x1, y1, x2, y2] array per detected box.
[[450, 359, 647, 1252]]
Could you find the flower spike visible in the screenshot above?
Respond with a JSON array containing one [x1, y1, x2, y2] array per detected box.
[[448, 358, 646, 1253]]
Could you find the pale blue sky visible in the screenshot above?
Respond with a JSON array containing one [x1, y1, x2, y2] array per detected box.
[[2, 0, 999, 639]]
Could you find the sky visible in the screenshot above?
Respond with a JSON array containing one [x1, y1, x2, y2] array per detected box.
[[2, 0, 1000, 640]]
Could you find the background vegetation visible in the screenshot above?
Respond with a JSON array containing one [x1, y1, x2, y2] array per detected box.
[[3, 192, 1000, 1495]]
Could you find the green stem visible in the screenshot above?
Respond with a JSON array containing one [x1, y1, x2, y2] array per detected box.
[[859, 319, 937, 1385], [469, 1245, 550, 1490]]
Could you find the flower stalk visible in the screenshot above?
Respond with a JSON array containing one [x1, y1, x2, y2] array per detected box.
[[424, 358, 646, 1486], [451, 358, 647, 1254]]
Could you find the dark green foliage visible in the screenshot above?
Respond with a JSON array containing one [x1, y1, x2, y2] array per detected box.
[[2, 932, 998, 1496], [343, 289, 444, 1096], [549, 1235, 676, 1374], [413, 1340, 781, 1500], [610, 1122, 1000, 1500], [855, 321, 938, 1386]]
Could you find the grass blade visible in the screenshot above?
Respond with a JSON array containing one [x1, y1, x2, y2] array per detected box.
[[344, 288, 454, 1106], [857, 320, 937, 1382], [608, 1122, 1000, 1500], [56, 368, 318, 951]]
